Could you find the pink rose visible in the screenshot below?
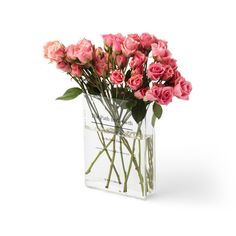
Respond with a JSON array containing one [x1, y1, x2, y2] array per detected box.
[[147, 63, 165, 80], [116, 55, 127, 68], [146, 85, 173, 105], [174, 70, 181, 79], [121, 36, 139, 56], [145, 86, 161, 101], [44, 41, 65, 62], [131, 65, 144, 75], [56, 61, 71, 73], [162, 65, 174, 81], [134, 87, 148, 99], [130, 51, 146, 69], [151, 41, 171, 61], [110, 70, 124, 84], [128, 34, 140, 42], [102, 34, 114, 47], [158, 87, 174, 105], [173, 77, 192, 100], [95, 47, 105, 59], [95, 57, 108, 77], [76, 38, 94, 64], [66, 44, 80, 60], [71, 63, 82, 77], [112, 34, 125, 53], [162, 57, 177, 70], [140, 33, 154, 49], [127, 74, 143, 90]]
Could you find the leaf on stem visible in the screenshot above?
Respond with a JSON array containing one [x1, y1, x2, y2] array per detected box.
[[153, 102, 163, 119], [126, 100, 137, 110], [132, 100, 147, 123], [56, 87, 83, 100]]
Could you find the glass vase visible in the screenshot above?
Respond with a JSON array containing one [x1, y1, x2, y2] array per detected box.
[[83, 94, 156, 199]]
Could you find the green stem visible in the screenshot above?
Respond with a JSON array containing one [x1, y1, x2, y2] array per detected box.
[[122, 124, 144, 195], [105, 136, 116, 188], [119, 136, 127, 179], [85, 135, 114, 174], [84, 95, 121, 184]]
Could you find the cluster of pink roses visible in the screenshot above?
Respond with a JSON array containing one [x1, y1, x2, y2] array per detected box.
[[44, 33, 192, 105]]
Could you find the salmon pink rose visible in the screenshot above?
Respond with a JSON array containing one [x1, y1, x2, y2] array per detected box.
[[56, 61, 71, 73], [162, 57, 177, 70], [71, 63, 82, 77], [158, 87, 173, 105], [151, 41, 171, 61], [174, 77, 192, 100], [162, 65, 174, 81], [116, 55, 127, 68], [140, 33, 154, 49], [147, 63, 165, 80], [95, 57, 108, 77], [130, 51, 146, 69], [128, 34, 140, 42], [131, 65, 144, 75], [44, 41, 65, 62], [66, 44, 80, 60], [122, 36, 139, 56], [112, 34, 125, 53], [110, 70, 124, 84], [127, 74, 143, 90], [76, 39, 94, 64], [145, 86, 161, 101], [102, 34, 114, 47], [134, 87, 148, 99], [146, 85, 173, 105]]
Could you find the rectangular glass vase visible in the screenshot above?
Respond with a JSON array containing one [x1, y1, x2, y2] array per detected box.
[[83, 94, 156, 199]]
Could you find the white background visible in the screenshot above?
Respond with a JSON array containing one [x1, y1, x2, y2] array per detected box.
[[0, 0, 235, 235]]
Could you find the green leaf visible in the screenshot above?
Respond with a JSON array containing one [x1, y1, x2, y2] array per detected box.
[[132, 100, 147, 123], [56, 87, 83, 100], [126, 100, 137, 110], [153, 102, 163, 119]]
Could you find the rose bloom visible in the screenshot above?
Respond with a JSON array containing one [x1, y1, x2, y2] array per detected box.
[[162, 65, 174, 81], [66, 44, 80, 60], [145, 86, 161, 101], [95, 47, 105, 59], [110, 70, 124, 84], [131, 65, 144, 75], [121, 36, 139, 56], [158, 87, 174, 105], [71, 63, 82, 77], [140, 33, 154, 49], [76, 38, 94, 64], [95, 57, 108, 77], [146, 85, 173, 105], [112, 34, 125, 53], [128, 34, 140, 42], [116, 55, 127, 68], [162, 57, 177, 70], [151, 41, 171, 61], [56, 61, 71, 73], [127, 74, 143, 90], [102, 34, 114, 47], [44, 41, 65, 62], [130, 51, 146, 69], [147, 63, 165, 80], [134, 87, 149, 99], [174, 77, 192, 100]]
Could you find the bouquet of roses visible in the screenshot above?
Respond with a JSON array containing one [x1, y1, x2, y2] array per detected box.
[[44, 33, 192, 198]]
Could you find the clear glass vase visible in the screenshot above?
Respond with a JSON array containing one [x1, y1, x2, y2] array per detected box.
[[83, 94, 156, 199]]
